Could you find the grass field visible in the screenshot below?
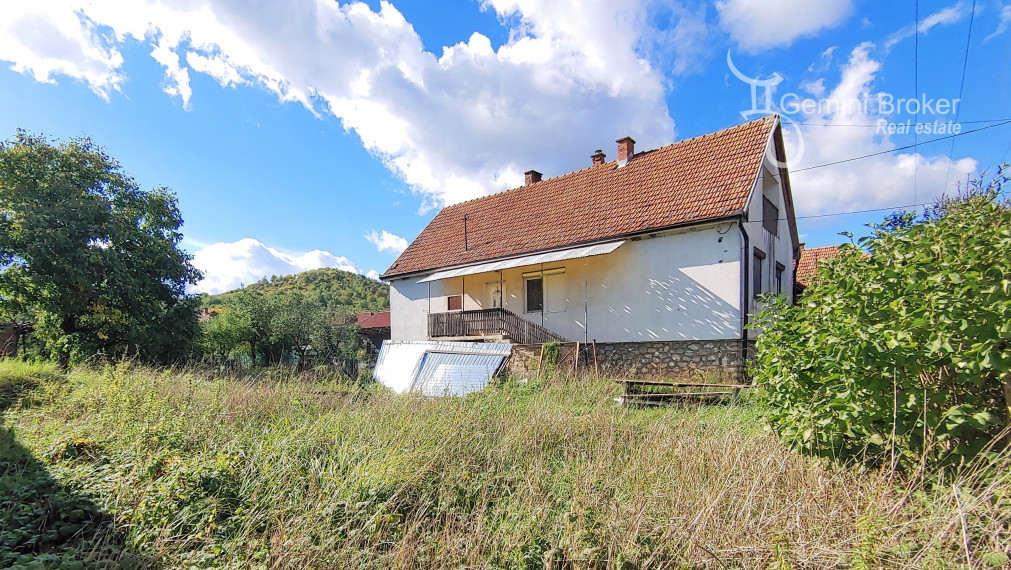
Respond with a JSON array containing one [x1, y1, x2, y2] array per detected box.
[[1, 360, 1008, 569]]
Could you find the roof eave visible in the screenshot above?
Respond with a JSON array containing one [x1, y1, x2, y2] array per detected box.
[[381, 213, 743, 281]]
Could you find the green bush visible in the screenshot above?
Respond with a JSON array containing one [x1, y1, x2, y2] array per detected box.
[[753, 170, 1011, 472]]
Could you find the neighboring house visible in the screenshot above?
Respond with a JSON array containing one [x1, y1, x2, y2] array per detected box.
[[794, 245, 844, 290], [198, 307, 223, 322], [356, 311, 391, 356], [0, 323, 31, 357], [381, 116, 801, 377]]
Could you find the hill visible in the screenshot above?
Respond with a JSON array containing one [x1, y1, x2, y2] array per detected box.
[[203, 268, 389, 314]]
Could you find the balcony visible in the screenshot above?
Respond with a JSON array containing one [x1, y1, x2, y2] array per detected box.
[[428, 308, 566, 345]]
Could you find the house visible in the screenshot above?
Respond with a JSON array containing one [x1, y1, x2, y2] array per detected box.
[[198, 307, 223, 322], [0, 323, 31, 357], [794, 245, 844, 289], [381, 116, 800, 377], [356, 310, 391, 357]]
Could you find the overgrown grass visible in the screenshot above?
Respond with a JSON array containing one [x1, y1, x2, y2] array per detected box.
[[0, 360, 60, 407], [1, 360, 1009, 568]]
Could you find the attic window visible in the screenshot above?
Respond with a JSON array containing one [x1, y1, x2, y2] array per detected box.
[[448, 295, 462, 311], [763, 197, 779, 236]]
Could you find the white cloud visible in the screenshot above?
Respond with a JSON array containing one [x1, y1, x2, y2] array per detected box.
[[985, 4, 1011, 41], [366, 269, 382, 280], [0, 2, 125, 98], [884, 2, 968, 50], [0, 0, 678, 210], [364, 230, 408, 255], [191, 238, 362, 294], [716, 0, 852, 50], [785, 42, 978, 216]]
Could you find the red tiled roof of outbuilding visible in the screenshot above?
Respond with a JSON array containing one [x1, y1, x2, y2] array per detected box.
[[795, 245, 844, 287]]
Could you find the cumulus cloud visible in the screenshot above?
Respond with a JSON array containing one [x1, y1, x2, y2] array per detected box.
[[364, 230, 408, 255], [366, 269, 382, 280], [191, 238, 362, 294], [716, 0, 852, 51], [0, 0, 677, 210], [785, 42, 977, 216]]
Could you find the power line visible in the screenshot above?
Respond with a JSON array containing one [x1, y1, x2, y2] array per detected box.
[[781, 119, 1011, 173], [914, 0, 920, 204], [943, 0, 977, 191]]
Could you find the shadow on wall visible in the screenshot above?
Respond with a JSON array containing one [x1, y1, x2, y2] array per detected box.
[[603, 267, 740, 341], [0, 387, 152, 567]]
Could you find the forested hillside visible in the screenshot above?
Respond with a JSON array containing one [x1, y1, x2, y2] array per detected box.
[[203, 268, 389, 313]]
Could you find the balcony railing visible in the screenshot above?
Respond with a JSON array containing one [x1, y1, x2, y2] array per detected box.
[[428, 308, 566, 345]]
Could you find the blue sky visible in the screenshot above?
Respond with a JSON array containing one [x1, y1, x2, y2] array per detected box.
[[1, 0, 1009, 293]]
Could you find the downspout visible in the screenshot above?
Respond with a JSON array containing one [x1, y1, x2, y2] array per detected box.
[[740, 217, 751, 374]]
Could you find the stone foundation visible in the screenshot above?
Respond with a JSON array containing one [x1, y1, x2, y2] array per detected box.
[[506, 339, 753, 381]]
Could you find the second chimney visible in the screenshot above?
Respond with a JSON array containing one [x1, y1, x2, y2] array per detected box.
[[524, 170, 542, 185], [591, 149, 606, 166], [616, 136, 635, 165]]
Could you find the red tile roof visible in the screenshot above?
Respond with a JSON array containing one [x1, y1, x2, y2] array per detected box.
[[356, 311, 391, 330], [795, 245, 844, 287], [384, 116, 780, 279]]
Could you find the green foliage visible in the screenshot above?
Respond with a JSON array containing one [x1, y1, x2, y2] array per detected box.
[[542, 340, 561, 369], [2, 365, 1008, 567], [0, 130, 201, 365], [753, 169, 1011, 472], [204, 267, 388, 315], [201, 289, 362, 367]]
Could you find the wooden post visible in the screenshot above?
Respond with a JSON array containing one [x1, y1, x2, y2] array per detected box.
[[592, 340, 599, 378], [536, 344, 545, 375], [573, 341, 580, 376]]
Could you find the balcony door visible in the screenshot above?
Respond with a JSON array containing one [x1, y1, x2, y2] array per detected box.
[[484, 281, 503, 308]]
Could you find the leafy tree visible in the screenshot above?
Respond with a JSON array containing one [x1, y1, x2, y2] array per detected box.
[[310, 308, 361, 364], [200, 309, 250, 363], [753, 169, 1011, 473], [0, 131, 201, 365], [270, 293, 319, 366]]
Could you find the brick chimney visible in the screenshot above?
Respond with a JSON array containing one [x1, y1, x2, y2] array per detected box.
[[591, 149, 606, 166], [524, 170, 542, 185], [616, 136, 635, 165]]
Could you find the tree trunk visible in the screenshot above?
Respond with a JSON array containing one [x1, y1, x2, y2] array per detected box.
[[58, 315, 76, 370]]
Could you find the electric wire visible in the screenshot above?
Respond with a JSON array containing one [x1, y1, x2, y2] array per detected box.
[[943, 0, 977, 192]]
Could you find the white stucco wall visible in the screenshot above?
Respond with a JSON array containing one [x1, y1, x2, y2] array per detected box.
[[740, 135, 798, 338], [389, 223, 743, 342]]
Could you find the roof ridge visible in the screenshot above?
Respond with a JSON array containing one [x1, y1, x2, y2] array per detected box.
[[442, 115, 776, 212]]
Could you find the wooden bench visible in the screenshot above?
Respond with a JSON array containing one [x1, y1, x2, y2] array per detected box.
[[613, 379, 752, 406]]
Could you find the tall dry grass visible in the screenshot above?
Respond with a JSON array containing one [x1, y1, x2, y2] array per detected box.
[[1, 361, 1008, 568]]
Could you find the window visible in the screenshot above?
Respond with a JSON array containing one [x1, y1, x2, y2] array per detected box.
[[775, 262, 785, 295], [524, 269, 565, 313], [753, 248, 765, 299], [525, 278, 543, 313], [447, 295, 462, 311], [763, 196, 779, 236]]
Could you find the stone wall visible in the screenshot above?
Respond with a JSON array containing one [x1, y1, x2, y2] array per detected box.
[[594, 340, 749, 380], [506, 339, 753, 381]]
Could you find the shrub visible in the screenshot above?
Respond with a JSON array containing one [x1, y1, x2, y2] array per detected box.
[[752, 170, 1011, 472]]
